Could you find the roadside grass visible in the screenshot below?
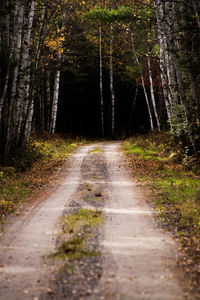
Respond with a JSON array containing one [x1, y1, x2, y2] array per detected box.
[[122, 132, 200, 282], [0, 134, 87, 223], [52, 208, 103, 260]]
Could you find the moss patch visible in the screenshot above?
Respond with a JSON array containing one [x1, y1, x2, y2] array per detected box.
[[52, 237, 99, 260], [122, 143, 160, 160], [89, 147, 103, 154], [52, 208, 103, 260], [64, 208, 103, 232], [83, 182, 93, 192]]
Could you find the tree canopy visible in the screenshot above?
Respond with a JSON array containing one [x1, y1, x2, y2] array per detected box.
[[0, 0, 200, 156]]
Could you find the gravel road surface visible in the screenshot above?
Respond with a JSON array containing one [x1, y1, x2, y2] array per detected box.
[[0, 142, 187, 299]]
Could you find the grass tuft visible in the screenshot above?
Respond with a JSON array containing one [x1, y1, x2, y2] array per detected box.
[[63, 208, 103, 234], [89, 146, 103, 154], [52, 208, 103, 260]]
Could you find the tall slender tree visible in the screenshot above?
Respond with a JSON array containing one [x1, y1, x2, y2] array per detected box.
[[99, 26, 104, 136]]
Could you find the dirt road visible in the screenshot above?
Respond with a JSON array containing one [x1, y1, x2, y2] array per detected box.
[[0, 142, 187, 299]]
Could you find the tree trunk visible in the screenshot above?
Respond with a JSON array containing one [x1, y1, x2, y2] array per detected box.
[[5, 1, 24, 155], [40, 87, 45, 131], [99, 26, 104, 137], [165, 50, 179, 109], [16, 0, 35, 144], [154, 1, 173, 125], [49, 54, 62, 134], [23, 98, 34, 146], [156, 0, 199, 153], [192, 0, 200, 31], [46, 70, 51, 131], [110, 24, 115, 136], [175, 2, 199, 152], [0, 0, 10, 125], [128, 83, 138, 135], [131, 33, 154, 132], [49, 70, 60, 134], [147, 54, 161, 132], [0, 67, 10, 125], [35, 3, 46, 71]]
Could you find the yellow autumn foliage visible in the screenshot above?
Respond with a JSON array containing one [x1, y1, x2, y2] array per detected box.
[[44, 26, 65, 54]]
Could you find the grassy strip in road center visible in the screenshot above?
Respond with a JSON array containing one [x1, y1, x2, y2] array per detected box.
[[89, 146, 103, 154], [52, 208, 104, 260]]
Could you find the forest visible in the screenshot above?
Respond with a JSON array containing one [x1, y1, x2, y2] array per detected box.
[[0, 0, 200, 156], [0, 1, 200, 298]]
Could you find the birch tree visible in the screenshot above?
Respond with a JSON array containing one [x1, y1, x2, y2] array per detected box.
[[49, 53, 62, 134], [0, 0, 11, 125], [130, 33, 154, 132], [154, 0, 200, 153], [0, 0, 66, 155], [83, 7, 116, 135], [147, 53, 160, 132], [5, 0, 25, 155], [15, 0, 35, 144]]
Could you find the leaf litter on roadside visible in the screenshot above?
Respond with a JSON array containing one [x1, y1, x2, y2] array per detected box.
[[122, 132, 200, 294]]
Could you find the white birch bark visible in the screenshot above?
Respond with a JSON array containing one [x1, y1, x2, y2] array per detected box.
[[165, 2, 180, 110], [147, 54, 161, 132], [130, 34, 154, 132], [165, 50, 179, 109], [23, 98, 34, 146], [99, 27, 104, 137], [159, 47, 172, 123], [5, 1, 24, 155], [16, 0, 35, 142], [155, 0, 198, 152], [0, 0, 10, 124], [154, 1, 174, 127], [110, 24, 115, 136], [29, 3, 46, 134], [49, 54, 62, 134], [49, 70, 60, 134], [164, 46, 173, 107]]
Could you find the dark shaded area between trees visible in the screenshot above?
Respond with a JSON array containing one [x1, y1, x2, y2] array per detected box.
[[56, 67, 151, 138]]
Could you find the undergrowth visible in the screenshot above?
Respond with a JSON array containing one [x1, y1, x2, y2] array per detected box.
[[0, 134, 87, 222], [122, 132, 200, 287]]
